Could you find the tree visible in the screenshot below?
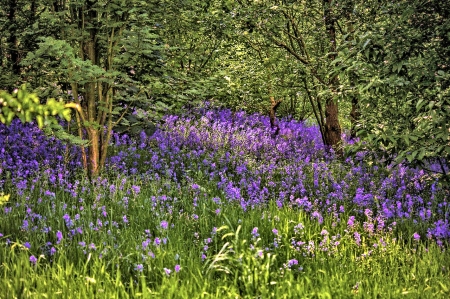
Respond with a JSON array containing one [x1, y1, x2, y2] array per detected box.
[[0, 0, 41, 89], [224, 0, 369, 154], [155, 0, 235, 108], [2, 0, 237, 177], [345, 0, 450, 183], [17, 0, 164, 178]]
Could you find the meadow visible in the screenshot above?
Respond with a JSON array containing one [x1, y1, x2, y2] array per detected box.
[[0, 105, 449, 298]]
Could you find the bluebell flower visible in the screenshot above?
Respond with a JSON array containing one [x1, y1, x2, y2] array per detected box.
[[135, 264, 144, 272], [29, 255, 37, 265]]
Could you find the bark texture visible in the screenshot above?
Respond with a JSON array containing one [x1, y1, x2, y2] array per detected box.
[[323, 0, 343, 155]]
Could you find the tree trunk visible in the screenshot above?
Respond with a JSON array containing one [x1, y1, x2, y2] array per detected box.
[[88, 128, 100, 177], [324, 98, 342, 155], [7, 0, 20, 78], [323, 0, 342, 155], [84, 1, 101, 178], [269, 96, 282, 137]]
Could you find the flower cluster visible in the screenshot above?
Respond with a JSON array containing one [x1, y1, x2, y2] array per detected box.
[[1, 104, 449, 271]]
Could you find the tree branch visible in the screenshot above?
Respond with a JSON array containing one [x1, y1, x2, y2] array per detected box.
[[269, 34, 309, 65], [65, 102, 87, 123]]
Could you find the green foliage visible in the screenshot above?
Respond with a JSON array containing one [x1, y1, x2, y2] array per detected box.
[[342, 0, 450, 183], [0, 84, 71, 128], [155, 0, 232, 110], [7, 1, 176, 176], [1, 173, 449, 298], [1, 0, 449, 180], [203, 225, 279, 297]]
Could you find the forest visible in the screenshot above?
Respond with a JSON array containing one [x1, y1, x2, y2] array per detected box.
[[0, 0, 449, 297]]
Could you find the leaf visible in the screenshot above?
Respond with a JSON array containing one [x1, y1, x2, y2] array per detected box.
[[409, 135, 418, 142], [416, 99, 425, 111], [36, 115, 44, 128], [438, 282, 449, 293], [407, 151, 418, 162], [417, 149, 426, 161], [362, 39, 371, 49]]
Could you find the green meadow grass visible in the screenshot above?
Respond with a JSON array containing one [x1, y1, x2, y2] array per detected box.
[[1, 169, 449, 299]]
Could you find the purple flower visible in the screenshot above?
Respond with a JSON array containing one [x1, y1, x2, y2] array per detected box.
[[428, 219, 450, 239], [135, 264, 144, 272], [22, 220, 29, 230], [311, 211, 323, 224], [363, 222, 375, 235], [376, 216, 385, 231], [413, 232, 420, 241], [63, 214, 73, 228], [347, 216, 356, 228], [272, 228, 278, 235], [354, 232, 361, 246], [50, 247, 56, 255], [131, 185, 141, 195], [56, 231, 63, 244], [142, 239, 150, 249], [29, 255, 37, 265], [164, 268, 171, 276], [251, 227, 260, 239], [174, 264, 181, 272], [293, 223, 304, 234], [160, 220, 168, 230], [287, 259, 299, 267], [24, 242, 31, 249], [154, 237, 161, 246], [45, 190, 55, 198], [122, 215, 128, 224]]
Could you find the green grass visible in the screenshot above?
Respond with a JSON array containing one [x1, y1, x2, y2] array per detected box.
[[0, 173, 449, 299]]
